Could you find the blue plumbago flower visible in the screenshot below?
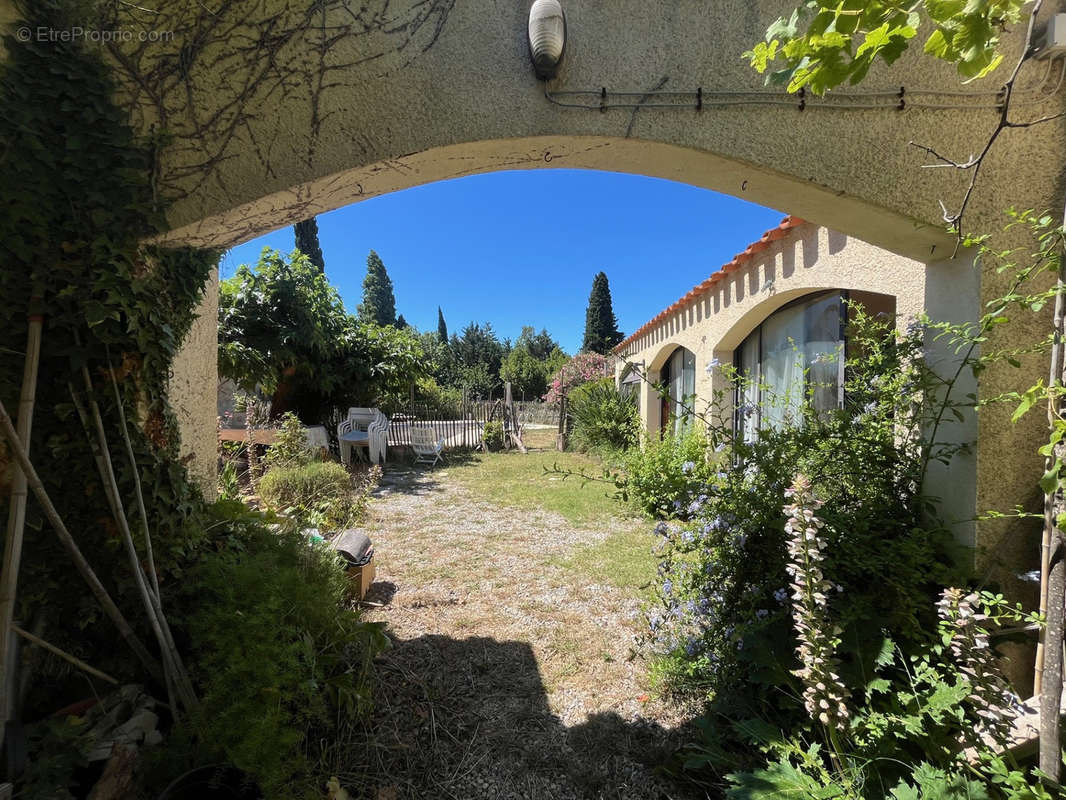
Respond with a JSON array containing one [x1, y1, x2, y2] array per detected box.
[[687, 499, 704, 516], [680, 530, 695, 545], [705, 358, 721, 373], [681, 460, 696, 474], [696, 598, 712, 616], [648, 614, 662, 631], [756, 608, 769, 619], [673, 499, 684, 511], [662, 579, 674, 595], [685, 638, 701, 656], [774, 587, 789, 605], [863, 401, 877, 415], [654, 521, 669, 537], [739, 402, 758, 418]]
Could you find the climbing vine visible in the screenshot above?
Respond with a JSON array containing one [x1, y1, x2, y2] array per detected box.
[[0, 0, 218, 684]]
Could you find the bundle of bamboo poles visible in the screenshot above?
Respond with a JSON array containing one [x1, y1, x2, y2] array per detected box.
[[0, 306, 197, 756]]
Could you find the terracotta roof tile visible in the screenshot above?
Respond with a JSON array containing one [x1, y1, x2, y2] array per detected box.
[[613, 216, 807, 353]]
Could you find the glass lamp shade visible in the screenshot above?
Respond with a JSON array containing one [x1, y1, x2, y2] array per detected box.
[[528, 0, 566, 79]]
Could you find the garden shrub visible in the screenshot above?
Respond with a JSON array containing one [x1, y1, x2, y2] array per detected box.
[[568, 377, 640, 453], [543, 351, 614, 405], [623, 425, 717, 518], [707, 488, 1049, 798], [156, 502, 389, 799], [643, 314, 961, 736], [258, 461, 367, 531], [264, 411, 317, 469], [483, 420, 505, 451]]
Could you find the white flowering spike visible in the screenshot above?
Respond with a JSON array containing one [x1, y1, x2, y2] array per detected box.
[[783, 474, 850, 730]]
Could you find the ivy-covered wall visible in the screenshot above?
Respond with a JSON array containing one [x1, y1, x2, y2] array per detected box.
[[0, 1, 219, 677]]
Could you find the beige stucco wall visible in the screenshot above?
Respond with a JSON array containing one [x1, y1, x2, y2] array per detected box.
[[167, 267, 219, 498], [616, 222, 980, 550]]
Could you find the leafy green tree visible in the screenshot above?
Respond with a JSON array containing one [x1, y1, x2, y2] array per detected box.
[[745, 0, 1028, 94], [357, 250, 396, 327], [219, 248, 423, 422], [293, 217, 325, 272], [219, 249, 347, 414], [500, 326, 569, 398], [451, 322, 505, 398], [437, 306, 448, 342], [516, 326, 562, 361], [582, 272, 624, 354]]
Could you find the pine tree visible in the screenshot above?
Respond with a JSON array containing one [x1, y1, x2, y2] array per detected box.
[[357, 250, 397, 326], [293, 217, 325, 272], [582, 271, 624, 354], [396, 314, 409, 329], [437, 306, 448, 342]]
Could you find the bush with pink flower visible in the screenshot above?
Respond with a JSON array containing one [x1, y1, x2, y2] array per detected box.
[[543, 352, 614, 405]]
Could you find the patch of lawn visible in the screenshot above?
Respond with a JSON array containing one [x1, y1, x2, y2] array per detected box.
[[557, 524, 657, 594], [445, 450, 631, 527]]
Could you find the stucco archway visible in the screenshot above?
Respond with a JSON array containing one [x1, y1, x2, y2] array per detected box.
[[9, 0, 1056, 590]]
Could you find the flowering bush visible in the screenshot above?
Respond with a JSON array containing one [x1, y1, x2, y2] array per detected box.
[[623, 425, 717, 518], [644, 311, 960, 727], [543, 352, 614, 405]]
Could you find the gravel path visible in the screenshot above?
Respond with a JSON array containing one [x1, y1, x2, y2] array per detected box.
[[338, 465, 705, 800]]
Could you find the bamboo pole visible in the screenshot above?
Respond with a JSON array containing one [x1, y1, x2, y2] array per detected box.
[[12, 624, 118, 686], [0, 398, 161, 680], [79, 369, 195, 710], [1036, 256, 1066, 695], [68, 382, 181, 716], [72, 372, 197, 714], [0, 295, 43, 738], [106, 355, 160, 599]]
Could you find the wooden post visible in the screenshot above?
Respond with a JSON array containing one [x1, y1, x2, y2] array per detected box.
[[0, 293, 43, 743], [556, 395, 568, 451]]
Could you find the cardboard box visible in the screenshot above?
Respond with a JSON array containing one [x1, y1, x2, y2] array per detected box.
[[346, 557, 376, 600]]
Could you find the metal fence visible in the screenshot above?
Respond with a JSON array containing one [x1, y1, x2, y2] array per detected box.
[[512, 401, 559, 427]]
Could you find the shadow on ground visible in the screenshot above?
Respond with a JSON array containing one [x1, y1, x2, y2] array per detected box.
[[332, 633, 708, 800], [372, 451, 481, 499]]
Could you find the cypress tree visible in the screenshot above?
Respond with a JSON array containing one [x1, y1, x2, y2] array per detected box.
[[582, 271, 624, 354], [357, 250, 397, 326], [437, 306, 448, 342], [396, 314, 409, 329], [293, 217, 325, 272]]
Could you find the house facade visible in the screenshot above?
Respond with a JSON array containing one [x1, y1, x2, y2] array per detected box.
[[613, 217, 980, 559]]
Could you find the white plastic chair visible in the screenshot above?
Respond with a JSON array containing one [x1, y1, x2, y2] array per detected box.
[[338, 407, 376, 465], [368, 410, 390, 464], [410, 425, 445, 466]]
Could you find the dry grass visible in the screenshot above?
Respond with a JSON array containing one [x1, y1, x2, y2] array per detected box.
[[332, 464, 702, 799]]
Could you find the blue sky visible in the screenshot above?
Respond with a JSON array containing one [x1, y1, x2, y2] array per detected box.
[[221, 169, 785, 355]]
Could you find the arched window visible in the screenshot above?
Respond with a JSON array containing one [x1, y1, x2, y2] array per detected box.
[[660, 346, 696, 436], [735, 290, 894, 441]]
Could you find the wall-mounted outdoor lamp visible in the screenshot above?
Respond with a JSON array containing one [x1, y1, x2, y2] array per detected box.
[[528, 0, 566, 79]]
